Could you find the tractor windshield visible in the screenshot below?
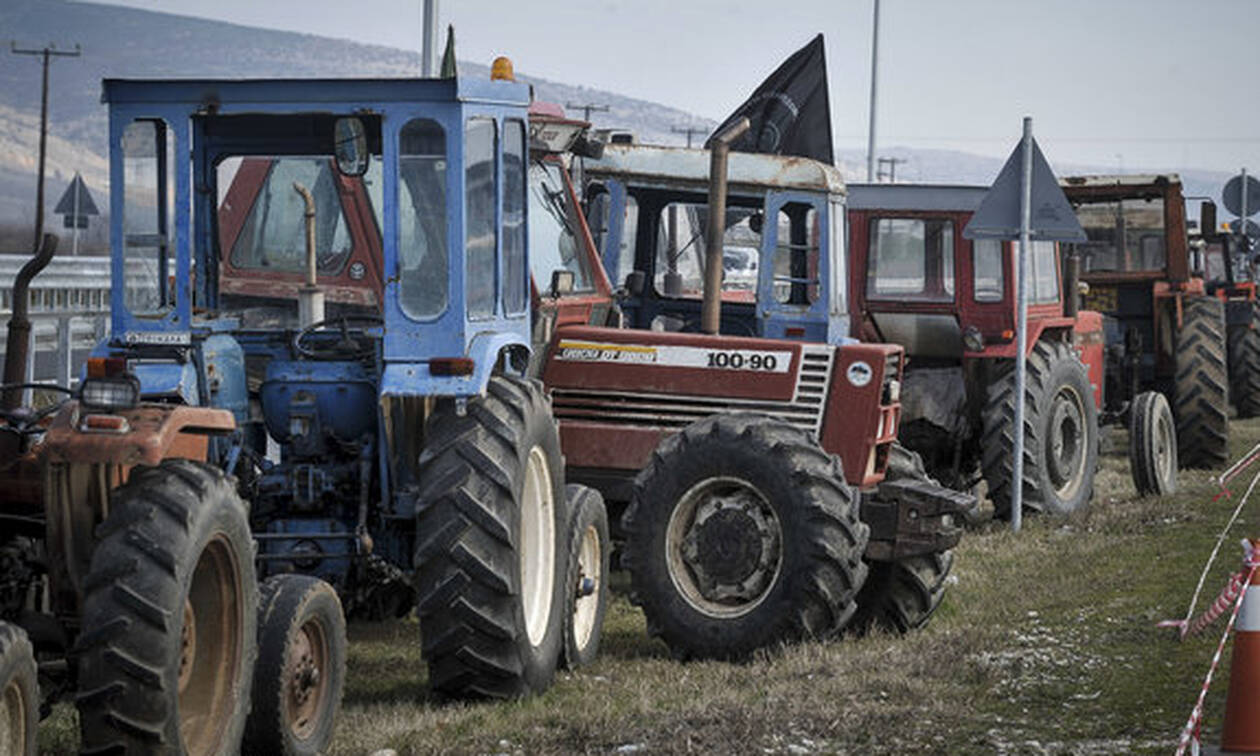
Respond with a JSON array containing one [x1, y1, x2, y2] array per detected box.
[[865, 217, 955, 301], [1068, 196, 1167, 273], [654, 202, 762, 300], [528, 161, 594, 293]]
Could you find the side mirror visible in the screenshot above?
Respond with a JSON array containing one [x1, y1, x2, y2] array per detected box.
[[624, 270, 646, 296], [549, 269, 575, 297], [334, 117, 368, 177]]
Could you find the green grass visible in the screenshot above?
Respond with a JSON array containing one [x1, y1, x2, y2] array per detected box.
[[37, 419, 1260, 754]]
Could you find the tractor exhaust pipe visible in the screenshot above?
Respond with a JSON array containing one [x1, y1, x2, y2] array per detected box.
[[293, 181, 324, 329], [3, 232, 58, 410], [701, 117, 750, 335]]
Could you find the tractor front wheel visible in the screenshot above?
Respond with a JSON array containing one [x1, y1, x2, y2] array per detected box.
[[853, 551, 955, 634], [414, 377, 569, 699], [76, 459, 257, 755], [1176, 296, 1229, 468], [244, 575, 346, 756], [622, 413, 869, 659], [1129, 390, 1178, 497], [982, 339, 1099, 518], [562, 484, 610, 669], [1229, 302, 1260, 419], [0, 621, 37, 756]]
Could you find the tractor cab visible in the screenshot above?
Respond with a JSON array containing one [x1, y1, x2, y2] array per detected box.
[[583, 143, 849, 344]]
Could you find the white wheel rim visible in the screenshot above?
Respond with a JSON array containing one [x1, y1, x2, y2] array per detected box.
[[520, 445, 556, 647], [572, 523, 602, 651], [2, 675, 27, 756], [1154, 401, 1176, 485], [665, 476, 783, 619]]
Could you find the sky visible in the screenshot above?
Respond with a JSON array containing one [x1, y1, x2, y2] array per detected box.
[[95, 0, 1260, 175]]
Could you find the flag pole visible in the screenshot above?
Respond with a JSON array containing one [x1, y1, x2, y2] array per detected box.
[[866, 0, 880, 182]]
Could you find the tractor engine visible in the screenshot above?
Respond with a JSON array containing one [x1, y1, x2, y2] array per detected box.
[[254, 359, 378, 591]]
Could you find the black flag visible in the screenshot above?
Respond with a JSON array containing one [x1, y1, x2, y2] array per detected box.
[[707, 34, 834, 164]]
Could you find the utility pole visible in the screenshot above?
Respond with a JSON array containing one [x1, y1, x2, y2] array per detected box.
[[866, 0, 881, 182], [11, 41, 81, 249], [566, 102, 609, 122], [421, 0, 439, 77], [876, 156, 906, 183], [671, 125, 707, 149]]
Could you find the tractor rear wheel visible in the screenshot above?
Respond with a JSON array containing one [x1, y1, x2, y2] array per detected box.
[[243, 575, 346, 756], [622, 413, 869, 659], [982, 339, 1099, 518], [1129, 390, 1178, 497], [0, 621, 37, 756], [1228, 303, 1260, 419], [562, 484, 609, 669], [414, 376, 569, 699], [76, 459, 257, 755], [853, 551, 954, 634], [1175, 296, 1229, 468]]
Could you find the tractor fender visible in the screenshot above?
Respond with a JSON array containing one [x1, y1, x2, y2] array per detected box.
[[39, 401, 235, 467], [380, 331, 530, 399], [963, 314, 1103, 410]]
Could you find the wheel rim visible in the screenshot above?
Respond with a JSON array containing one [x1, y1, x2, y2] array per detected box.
[[665, 476, 783, 619], [178, 534, 244, 756], [1045, 383, 1088, 501], [571, 523, 602, 652], [1, 673, 28, 756], [284, 618, 330, 741], [1154, 403, 1176, 486], [519, 445, 556, 647]]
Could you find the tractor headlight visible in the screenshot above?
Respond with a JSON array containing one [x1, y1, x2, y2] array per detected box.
[[80, 375, 140, 412], [962, 325, 985, 353]]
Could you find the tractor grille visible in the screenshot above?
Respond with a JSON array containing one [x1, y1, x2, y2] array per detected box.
[[882, 351, 902, 405], [552, 347, 834, 436]]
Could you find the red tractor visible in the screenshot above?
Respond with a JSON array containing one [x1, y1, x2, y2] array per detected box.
[[845, 183, 1118, 514], [1060, 175, 1230, 470], [566, 141, 969, 657]]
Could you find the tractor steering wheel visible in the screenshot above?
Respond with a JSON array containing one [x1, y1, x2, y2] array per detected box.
[[293, 315, 384, 360], [0, 383, 75, 434]]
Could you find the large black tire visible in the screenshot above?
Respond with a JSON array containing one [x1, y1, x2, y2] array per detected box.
[[0, 620, 38, 756], [1129, 390, 1178, 497], [853, 551, 954, 634], [562, 484, 610, 669], [243, 575, 346, 756], [621, 413, 869, 660], [1176, 296, 1229, 468], [414, 376, 569, 699], [982, 339, 1100, 518], [1228, 303, 1260, 419], [76, 459, 257, 755]]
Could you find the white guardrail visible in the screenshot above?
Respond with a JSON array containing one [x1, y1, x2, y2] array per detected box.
[[0, 253, 112, 388]]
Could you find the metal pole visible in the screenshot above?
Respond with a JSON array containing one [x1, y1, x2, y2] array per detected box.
[[421, 0, 439, 77], [11, 43, 80, 248], [866, 0, 880, 182], [72, 174, 80, 255], [1242, 167, 1249, 225], [1012, 116, 1033, 533]]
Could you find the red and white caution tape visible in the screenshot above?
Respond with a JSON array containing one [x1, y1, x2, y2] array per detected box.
[[1174, 558, 1260, 756], [1172, 469, 1260, 634]]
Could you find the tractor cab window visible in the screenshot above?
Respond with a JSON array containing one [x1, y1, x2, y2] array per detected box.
[[398, 118, 448, 319], [503, 119, 527, 314], [121, 119, 175, 314], [224, 158, 355, 276], [1029, 240, 1060, 304], [867, 217, 955, 301], [465, 118, 498, 319], [654, 202, 761, 300], [529, 162, 594, 293], [770, 203, 821, 305], [1069, 196, 1167, 273], [973, 239, 1005, 302], [586, 188, 638, 289]]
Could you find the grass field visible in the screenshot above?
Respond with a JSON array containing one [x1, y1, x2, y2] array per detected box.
[[35, 419, 1260, 754]]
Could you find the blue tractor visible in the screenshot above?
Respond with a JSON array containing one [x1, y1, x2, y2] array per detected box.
[[1, 70, 579, 755]]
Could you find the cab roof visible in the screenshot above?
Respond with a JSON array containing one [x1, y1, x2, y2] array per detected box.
[[585, 143, 846, 196], [101, 76, 531, 109], [846, 183, 988, 212]]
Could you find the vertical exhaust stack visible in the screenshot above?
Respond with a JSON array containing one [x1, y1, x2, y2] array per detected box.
[[3, 233, 58, 409], [701, 117, 750, 335], [293, 182, 324, 329]]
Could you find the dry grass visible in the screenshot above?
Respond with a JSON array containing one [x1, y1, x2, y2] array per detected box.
[[36, 419, 1260, 754]]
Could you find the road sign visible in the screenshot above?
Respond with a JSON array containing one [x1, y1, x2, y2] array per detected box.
[[1229, 218, 1260, 237], [963, 137, 1085, 242], [1223, 172, 1260, 218], [53, 173, 98, 217]]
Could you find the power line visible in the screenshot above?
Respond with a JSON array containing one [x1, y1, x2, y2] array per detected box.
[[11, 41, 81, 250]]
